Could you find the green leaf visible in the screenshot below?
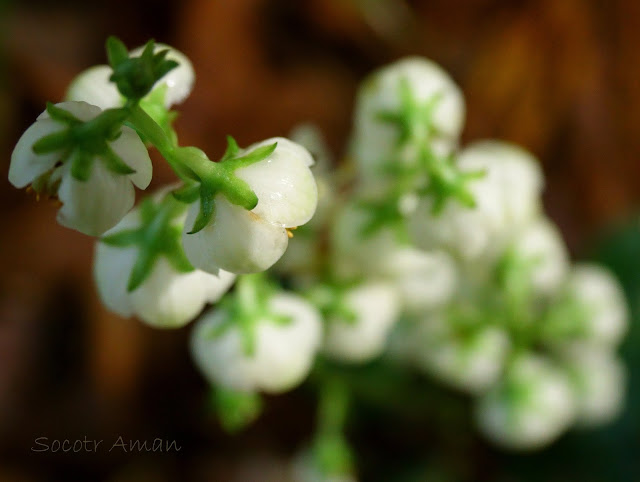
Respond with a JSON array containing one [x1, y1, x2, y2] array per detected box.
[[154, 59, 179, 81], [140, 39, 156, 62], [171, 183, 200, 203], [187, 185, 216, 234], [106, 36, 129, 69], [70, 149, 94, 181], [221, 176, 258, 210], [127, 248, 157, 292], [101, 146, 136, 175], [101, 229, 141, 247]]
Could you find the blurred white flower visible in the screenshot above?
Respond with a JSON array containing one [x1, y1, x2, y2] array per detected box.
[[350, 56, 465, 183], [508, 217, 569, 297], [414, 314, 510, 394], [66, 43, 195, 109], [190, 293, 322, 393], [564, 264, 628, 347], [94, 207, 235, 328], [323, 282, 400, 363], [562, 346, 626, 427], [331, 204, 457, 313], [475, 353, 576, 450], [182, 137, 318, 274], [9, 101, 151, 236], [409, 140, 543, 261]]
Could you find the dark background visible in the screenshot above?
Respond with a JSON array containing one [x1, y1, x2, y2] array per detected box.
[[1, 0, 640, 480]]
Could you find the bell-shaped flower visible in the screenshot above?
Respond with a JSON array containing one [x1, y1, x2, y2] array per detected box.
[[9, 101, 152, 236], [322, 282, 400, 363], [190, 292, 322, 393], [542, 264, 628, 348], [182, 137, 318, 274], [503, 217, 569, 297], [349, 57, 465, 184], [408, 140, 543, 261], [94, 197, 235, 328], [413, 313, 510, 394], [331, 203, 457, 314], [475, 353, 576, 450], [66, 43, 194, 110], [562, 346, 626, 427]]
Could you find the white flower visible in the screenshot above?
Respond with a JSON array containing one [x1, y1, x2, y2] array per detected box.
[[94, 207, 235, 328], [9, 101, 152, 236], [508, 217, 569, 297], [408, 140, 544, 261], [475, 354, 576, 450], [562, 346, 626, 427], [182, 137, 318, 274], [563, 264, 628, 347], [190, 292, 322, 393], [350, 57, 465, 183], [414, 314, 510, 394], [66, 44, 194, 109], [323, 282, 400, 363], [331, 204, 457, 313]]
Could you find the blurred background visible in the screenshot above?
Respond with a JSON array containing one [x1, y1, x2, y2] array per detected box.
[[1, 0, 640, 480]]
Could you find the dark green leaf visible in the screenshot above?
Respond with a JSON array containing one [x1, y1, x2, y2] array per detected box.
[[101, 146, 136, 175], [171, 183, 200, 203], [70, 149, 94, 181], [127, 248, 157, 292], [226, 141, 277, 170], [32, 130, 72, 154], [101, 229, 141, 247], [188, 185, 216, 234], [45, 102, 81, 125]]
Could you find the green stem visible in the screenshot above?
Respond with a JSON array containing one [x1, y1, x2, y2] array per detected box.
[[317, 377, 349, 438]]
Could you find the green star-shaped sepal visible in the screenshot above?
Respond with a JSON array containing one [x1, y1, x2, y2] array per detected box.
[[100, 195, 193, 292]]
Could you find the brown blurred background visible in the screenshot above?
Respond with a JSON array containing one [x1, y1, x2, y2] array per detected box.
[[1, 0, 639, 480]]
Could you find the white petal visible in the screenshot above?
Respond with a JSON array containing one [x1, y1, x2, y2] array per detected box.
[[182, 196, 289, 274], [65, 65, 123, 110], [57, 161, 135, 236], [235, 137, 318, 227], [567, 264, 628, 346], [324, 283, 400, 363], [108, 125, 152, 189], [202, 270, 236, 303], [130, 259, 211, 328], [130, 43, 195, 107], [93, 209, 142, 317], [9, 119, 64, 188]]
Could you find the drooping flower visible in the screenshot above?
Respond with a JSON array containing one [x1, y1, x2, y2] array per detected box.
[[94, 196, 235, 328], [475, 353, 576, 450], [413, 313, 511, 394], [322, 282, 400, 363], [562, 346, 626, 427], [66, 43, 195, 110], [190, 291, 322, 393], [408, 140, 544, 261], [350, 56, 465, 184], [181, 137, 318, 274], [9, 101, 152, 236]]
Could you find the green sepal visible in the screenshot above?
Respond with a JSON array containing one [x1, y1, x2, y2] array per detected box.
[[221, 135, 240, 161], [106, 36, 129, 69], [101, 146, 136, 175], [221, 176, 258, 210], [211, 387, 262, 433], [32, 130, 72, 154], [45, 102, 81, 125], [70, 149, 94, 181], [188, 184, 217, 234], [171, 183, 200, 204], [127, 247, 157, 292], [164, 235, 195, 273], [224, 141, 277, 170], [101, 229, 141, 247]]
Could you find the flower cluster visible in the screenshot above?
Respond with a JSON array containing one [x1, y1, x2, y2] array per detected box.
[[8, 37, 631, 480]]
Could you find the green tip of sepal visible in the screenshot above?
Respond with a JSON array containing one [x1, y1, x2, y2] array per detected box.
[[211, 387, 263, 434], [126, 249, 156, 292], [106, 36, 129, 69]]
